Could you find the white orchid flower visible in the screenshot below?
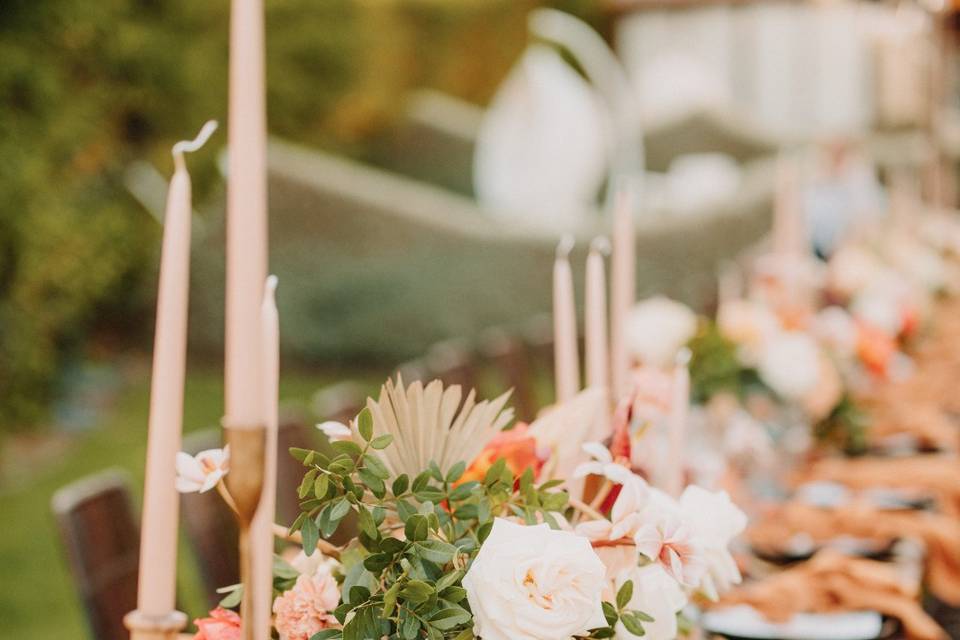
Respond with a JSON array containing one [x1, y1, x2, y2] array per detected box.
[[633, 513, 707, 589], [316, 421, 352, 442], [175, 446, 229, 494], [573, 442, 634, 485]]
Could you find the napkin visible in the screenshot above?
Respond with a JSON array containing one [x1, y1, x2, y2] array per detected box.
[[714, 550, 946, 640], [748, 501, 960, 606]]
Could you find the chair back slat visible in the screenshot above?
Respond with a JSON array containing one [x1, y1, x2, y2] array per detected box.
[[180, 429, 239, 605], [425, 339, 478, 392], [479, 328, 537, 422], [52, 469, 140, 640]]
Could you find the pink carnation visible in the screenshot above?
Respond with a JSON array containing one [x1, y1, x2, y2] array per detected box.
[[193, 608, 241, 640], [272, 566, 341, 640]]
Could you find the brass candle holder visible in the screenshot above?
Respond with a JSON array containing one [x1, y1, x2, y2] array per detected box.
[[224, 424, 267, 640], [124, 610, 188, 640]]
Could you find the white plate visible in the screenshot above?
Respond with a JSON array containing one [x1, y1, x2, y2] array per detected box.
[[701, 605, 883, 640]]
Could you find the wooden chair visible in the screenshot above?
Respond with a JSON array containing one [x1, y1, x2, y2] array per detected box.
[[425, 339, 478, 392], [396, 358, 428, 384], [51, 469, 140, 640], [522, 313, 557, 408], [180, 429, 239, 605], [478, 328, 537, 422]]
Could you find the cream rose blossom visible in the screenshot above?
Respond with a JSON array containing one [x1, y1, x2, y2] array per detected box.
[[624, 297, 698, 368], [463, 518, 607, 640], [678, 486, 747, 600], [757, 332, 821, 400]]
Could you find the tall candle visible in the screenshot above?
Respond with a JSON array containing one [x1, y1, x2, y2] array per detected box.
[[585, 238, 609, 391], [137, 121, 217, 615], [666, 349, 691, 498], [553, 235, 580, 403], [251, 276, 279, 639], [610, 180, 636, 400], [225, 0, 268, 431]]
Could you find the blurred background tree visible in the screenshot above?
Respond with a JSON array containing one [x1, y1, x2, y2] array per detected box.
[[0, 0, 599, 433]]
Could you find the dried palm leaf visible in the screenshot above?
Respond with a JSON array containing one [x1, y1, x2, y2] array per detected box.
[[356, 375, 514, 478]]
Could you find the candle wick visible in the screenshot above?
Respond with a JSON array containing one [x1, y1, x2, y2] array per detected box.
[[556, 234, 575, 259], [172, 120, 219, 173], [590, 236, 611, 256], [264, 274, 278, 302]]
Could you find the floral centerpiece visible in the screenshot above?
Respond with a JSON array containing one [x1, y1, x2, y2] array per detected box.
[[178, 376, 747, 640]]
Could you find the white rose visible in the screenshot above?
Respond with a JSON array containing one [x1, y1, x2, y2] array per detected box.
[[828, 245, 883, 299], [625, 297, 698, 368], [614, 564, 687, 640], [717, 300, 779, 365], [757, 332, 821, 400], [812, 306, 858, 360], [463, 518, 607, 640], [678, 486, 747, 600]]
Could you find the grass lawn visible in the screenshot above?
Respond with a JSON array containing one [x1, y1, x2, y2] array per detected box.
[[0, 362, 386, 640]]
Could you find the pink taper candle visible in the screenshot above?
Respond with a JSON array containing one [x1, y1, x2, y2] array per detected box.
[[666, 348, 691, 498], [251, 276, 279, 639], [553, 235, 580, 403], [225, 0, 268, 431], [137, 121, 217, 616], [610, 181, 636, 400], [585, 238, 610, 391]]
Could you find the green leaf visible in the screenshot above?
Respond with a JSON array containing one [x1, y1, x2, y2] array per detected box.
[[382, 581, 400, 619], [399, 579, 434, 603], [448, 481, 478, 502], [428, 460, 444, 482], [332, 440, 363, 458], [301, 517, 319, 557], [445, 460, 466, 483], [602, 601, 619, 626], [290, 447, 313, 462], [400, 613, 420, 640], [392, 474, 409, 496], [415, 539, 458, 564], [631, 610, 655, 622], [363, 552, 392, 573], [348, 585, 371, 605], [404, 515, 429, 542], [314, 473, 330, 499], [440, 586, 467, 602], [356, 506, 377, 539], [288, 512, 306, 535], [380, 536, 405, 554], [617, 579, 634, 610], [309, 631, 342, 640], [273, 555, 300, 580], [358, 467, 386, 497], [298, 468, 318, 499], [218, 584, 243, 608], [484, 458, 506, 486], [357, 407, 374, 441], [363, 454, 390, 479], [435, 569, 464, 592], [429, 607, 471, 630], [592, 627, 616, 638], [329, 497, 351, 521], [370, 434, 393, 449], [621, 611, 648, 637]]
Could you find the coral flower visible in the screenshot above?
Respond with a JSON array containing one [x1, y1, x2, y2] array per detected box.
[[272, 566, 341, 640], [461, 423, 544, 484], [193, 608, 241, 640]]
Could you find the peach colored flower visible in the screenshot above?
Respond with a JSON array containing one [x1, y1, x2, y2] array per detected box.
[[272, 566, 341, 640], [801, 353, 843, 420], [461, 423, 544, 484], [193, 608, 241, 640]]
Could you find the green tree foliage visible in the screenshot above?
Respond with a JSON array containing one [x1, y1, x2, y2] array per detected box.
[[0, 0, 600, 431]]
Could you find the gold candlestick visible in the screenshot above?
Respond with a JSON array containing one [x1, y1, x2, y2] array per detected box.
[[124, 610, 188, 640], [224, 425, 267, 640]]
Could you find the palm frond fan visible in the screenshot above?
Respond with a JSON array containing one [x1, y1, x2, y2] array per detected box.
[[357, 376, 514, 478]]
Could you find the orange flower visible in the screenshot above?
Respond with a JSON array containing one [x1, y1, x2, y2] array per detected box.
[[461, 423, 543, 484], [193, 608, 241, 640], [857, 321, 897, 377]]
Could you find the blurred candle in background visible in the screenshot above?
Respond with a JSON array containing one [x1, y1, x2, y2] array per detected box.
[[585, 238, 609, 391], [553, 235, 580, 403], [610, 181, 636, 400], [251, 276, 279, 640], [137, 121, 217, 616], [225, 0, 268, 431]]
